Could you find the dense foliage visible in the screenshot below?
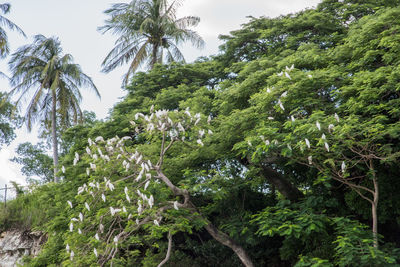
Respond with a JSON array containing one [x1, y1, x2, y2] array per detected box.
[[2, 0, 400, 266]]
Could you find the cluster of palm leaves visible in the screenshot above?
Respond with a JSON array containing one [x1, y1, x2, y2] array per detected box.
[[100, 0, 204, 84], [1, 0, 203, 182]]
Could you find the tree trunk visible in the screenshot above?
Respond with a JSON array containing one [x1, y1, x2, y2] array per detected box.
[[156, 169, 255, 267], [51, 89, 59, 183], [372, 175, 379, 248], [260, 165, 304, 202], [240, 157, 303, 202], [203, 222, 254, 267], [150, 44, 158, 69]]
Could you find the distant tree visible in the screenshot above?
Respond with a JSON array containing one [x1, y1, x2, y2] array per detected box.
[[0, 91, 20, 148], [11, 142, 53, 183], [99, 0, 204, 84], [8, 35, 100, 182]]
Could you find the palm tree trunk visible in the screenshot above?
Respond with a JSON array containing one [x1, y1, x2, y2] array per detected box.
[[51, 89, 59, 183], [151, 44, 158, 69]]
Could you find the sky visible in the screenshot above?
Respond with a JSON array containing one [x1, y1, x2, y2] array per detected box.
[[0, 0, 321, 186]]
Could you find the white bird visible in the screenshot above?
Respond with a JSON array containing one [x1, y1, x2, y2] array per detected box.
[[316, 121, 321, 131], [324, 142, 330, 152], [278, 99, 285, 111], [281, 91, 288, 97], [268, 117, 274, 120], [341, 161, 346, 173], [305, 138, 311, 149], [154, 220, 160, 226], [308, 156, 313, 165], [67, 200, 73, 208], [95, 136, 104, 143], [70, 250, 74, 261], [173, 201, 179, 210], [334, 113, 340, 122], [144, 180, 150, 190], [328, 124, 335, 133], [197, 139, 204, 146]]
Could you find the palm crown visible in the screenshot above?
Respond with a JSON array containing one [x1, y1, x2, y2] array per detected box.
[[8, 34, 100, 181], [99, 0, 204, 85]]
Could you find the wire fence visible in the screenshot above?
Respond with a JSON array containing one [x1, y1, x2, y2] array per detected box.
[[0, 184, 26, 208]]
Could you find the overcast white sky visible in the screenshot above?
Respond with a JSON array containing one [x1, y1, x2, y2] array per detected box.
[[0, 0, 321, 186]]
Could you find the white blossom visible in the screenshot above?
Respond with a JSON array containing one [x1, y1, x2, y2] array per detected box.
[[102, 194, 106, 202], [154, 220, 160, 226], [341, 161, 346, 173], [69, 223, 74, 232], [308, 155, 313, 165], [79, 212, 83, 222], [94, 248, 98, 257], [66, 243, 70, 252], [95, 233, 100, 241], [61, 165, 65, 173], [174, 201, 179, 210]]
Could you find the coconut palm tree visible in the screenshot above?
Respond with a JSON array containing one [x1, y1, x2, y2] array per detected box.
[[8, 35, 100, 182], [0, 3, 25, 58], [99, 0, 204, 85]]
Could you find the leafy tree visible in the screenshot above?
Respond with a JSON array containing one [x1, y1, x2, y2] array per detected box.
[[11, 142, 53, 183], [0, 91, 21, 148], [8, 35, 100, 182], [99, 0, 204, 84]]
